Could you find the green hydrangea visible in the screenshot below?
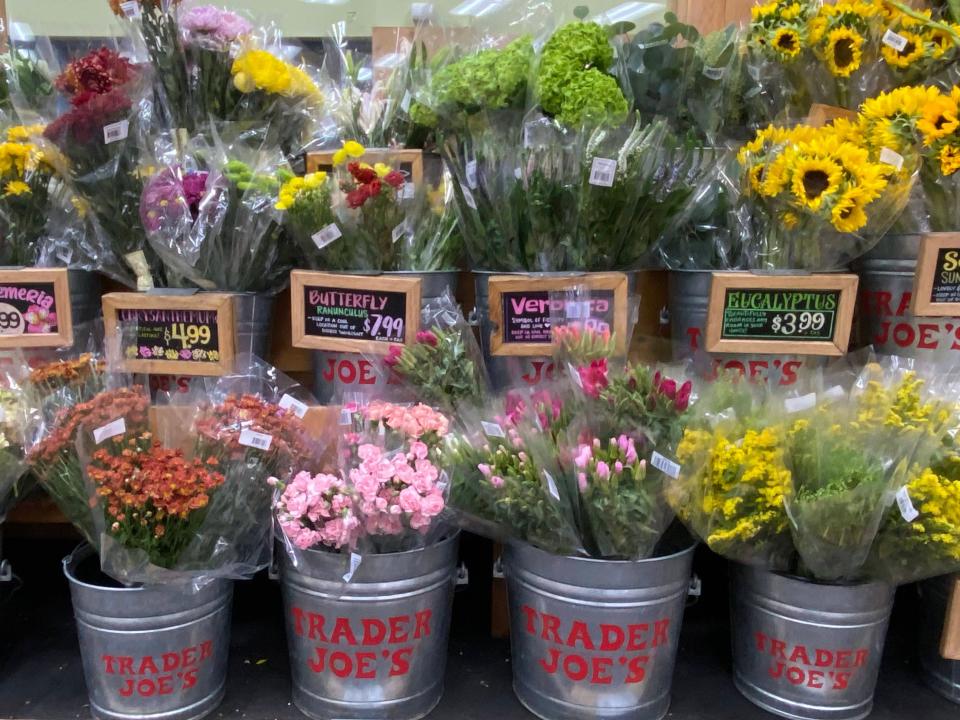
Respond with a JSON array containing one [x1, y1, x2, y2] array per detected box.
[[537, 21, 627, 127], [431, 36, 533, 113], [409, 100, 438, 128]]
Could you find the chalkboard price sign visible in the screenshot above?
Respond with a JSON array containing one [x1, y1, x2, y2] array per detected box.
[[706, 273, 858, 356], [488, 273, 629, 357], [102, 293, 236, 376], [290, 271, 421, 354], [0, 268, 73, 348], [913, 234, 960, 316]]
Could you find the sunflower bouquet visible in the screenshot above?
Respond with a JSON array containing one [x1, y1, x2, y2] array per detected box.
[[879, 3, 960, 88], [736, 119, 914, 269], [860, 84, 960, 231]]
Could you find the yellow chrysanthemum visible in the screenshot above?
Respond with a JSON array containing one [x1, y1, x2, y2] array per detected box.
[[918, 94, 960, 144], [772, 27, 802, 59], [332, 140, 366, 167], [5, 124, 44, 143], [940, 145, 960, 176], [882, 30, 926, 68], [275, 171, 329, 210], [3, 180, 29, 197], [373, 162, 391, 178], [825, 27, 864, 77], [231, 49, 321, 101], [790, 157, 843, 210]]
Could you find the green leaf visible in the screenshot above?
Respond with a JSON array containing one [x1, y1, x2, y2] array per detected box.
[[574, 5, 590, 20], [663, 11, 678, 24], [606, 21, 636, 37]]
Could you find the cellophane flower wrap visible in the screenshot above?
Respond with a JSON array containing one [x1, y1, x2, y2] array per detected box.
[[668, 361, 960, 584], [273, 400, 453, 561], [140, 127, 288, 292], [860, 84, 960, 232], [877, 3, 960, 88], [41, 46, 157, 289], [229, 44, 322, 155], [26, 357, 149, 547], [736, 118, 915, 270], [0, 371, 34, 519], [0, 124, 63, 265]]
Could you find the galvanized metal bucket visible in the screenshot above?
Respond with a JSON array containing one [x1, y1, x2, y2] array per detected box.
[[312, 271, 459, 404], [730, 564, 894, 720], [503, 539, 696, 720], [279, 533, 459, 719], [67, 268, 103, 327], [667, 270, 825, 386], [63, 545, 233, 720], [854, 234, 960, 358], [918, 575, 960, 704]]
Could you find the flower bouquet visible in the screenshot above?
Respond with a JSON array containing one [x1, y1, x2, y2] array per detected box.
[[273, 399, 452, 559], [42, 46, 157, 288], [860, 84, 960, 231], [735, 118, 915, 270], [0, 377, 33, 519], [139, 126, 289, 292], [878, 3, 960, 88]]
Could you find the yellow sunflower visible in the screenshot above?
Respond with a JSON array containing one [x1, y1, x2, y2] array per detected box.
[[782, 211, 800, 229], [918, 94, 960, 144], [790, 157, 843, 210], [825, 27, 864, 77], [882, 30, 926, 69], [940, 145, 960, 176], [3, 180, 30, 197], [760, 154, 791, 197], [772, 27, 802, 59], [831, 187, 869, 233]]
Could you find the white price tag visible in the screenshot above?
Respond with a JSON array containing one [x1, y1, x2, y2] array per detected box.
[[312, 223, 342, 249], [883, 29, 908, 52], [589, 157, 617, 187], [896, 486, 920, 522], [278, 394, 308, 419], [514, 167, 522, 180], [880, 147, 904, 171], [703, 65, 724, 80], [103, 120, 129, 145], [568, 362, 584, 388], [466, 160, 478, 189], [119, 0, 141, 18], [94, 418, 126, 444], [402, 182, 415, 199], [342, 552, 362, 582], [401, 90, 412, 112], [239, 429, 273, 451], [392, 221, 408, 244], [544, 471, 561, 500], [462, 187, 477, 209], [785, 393, 817, 413], [481, 421, 505, 438], [823, 385, 846, 402], [564, 301, 591, 319], [339, 407, 353, 426], [651, 451, 681, 479]]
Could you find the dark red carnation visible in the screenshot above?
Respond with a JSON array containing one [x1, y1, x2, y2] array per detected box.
[[384, 170, 405, 189], [368, 179, 382, 197], [45, 88, 133, 147], [348, 162, 377, 184], [56, 47, 137, 99], [346, 186, 370, 209]]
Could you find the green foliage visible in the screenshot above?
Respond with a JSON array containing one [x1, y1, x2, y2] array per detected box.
[[431, 36, 534, 115], [392, 326, 485, 412]]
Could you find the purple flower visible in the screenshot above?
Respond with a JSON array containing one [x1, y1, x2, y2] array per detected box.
[[140, 167, 190, 233], [180, 6, 253, 48], [182, 171, 209, 217]]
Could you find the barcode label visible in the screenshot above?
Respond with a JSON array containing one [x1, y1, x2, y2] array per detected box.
[[392, 221, 408, 243], [466, 160, 478, 189], [119, 0, 141, 18], [481, 421, 505, 438], [896, 486, 919, 522], [278, 394, 308, 419], [342, 552, 362, 582], [103, 120, 129, 144], [883, 29, 908, 52], [544, 471, 561, 500], [462, 187, 477, 209], [312, 223, 342, 249], [880, 147, 904, 171], [703, 65, 724, 80], [589, 157, 617, 187], [239, 429, 273, 451], [651, 452, 681, 479], [401, 91, 412, 112], [785, 393, 817, 413], [94, 418, 126, 444]]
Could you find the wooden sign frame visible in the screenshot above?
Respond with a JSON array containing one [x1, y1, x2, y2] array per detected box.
[[912, 233, 960, 317], [940, 576, 960, 660], [487, 272, 629, 357], [305, 149, 424, 188], [806, 103, 857, 128], [706, 272, 858, 356], [102, 292, 236, 376], [290, 270, 422, 354], [0, 268, 73, 348]]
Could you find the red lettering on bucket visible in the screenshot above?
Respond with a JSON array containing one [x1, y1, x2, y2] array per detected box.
[[682, 327, 804, 386], [320, 358, 388, 386], [521, 360, 556, 386], [520, 606, 669, 686], [859, 290, 960, 353], [292, 607, 433, 680], [102, 640, 215, 698], [753, 632, 868, 692]]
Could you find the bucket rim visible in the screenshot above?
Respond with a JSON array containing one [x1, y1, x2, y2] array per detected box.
[[733, 561, 894, 593], [506, 536, 697, 567], [276, 528, 461, 562], [62, 543, 145, 593]]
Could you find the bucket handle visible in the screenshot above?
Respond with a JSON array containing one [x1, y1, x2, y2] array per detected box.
[[492, 555, 504, 579], [467, 307, 481, 327], [686, 574, 702, 607], [456, 562, 469, 587]]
